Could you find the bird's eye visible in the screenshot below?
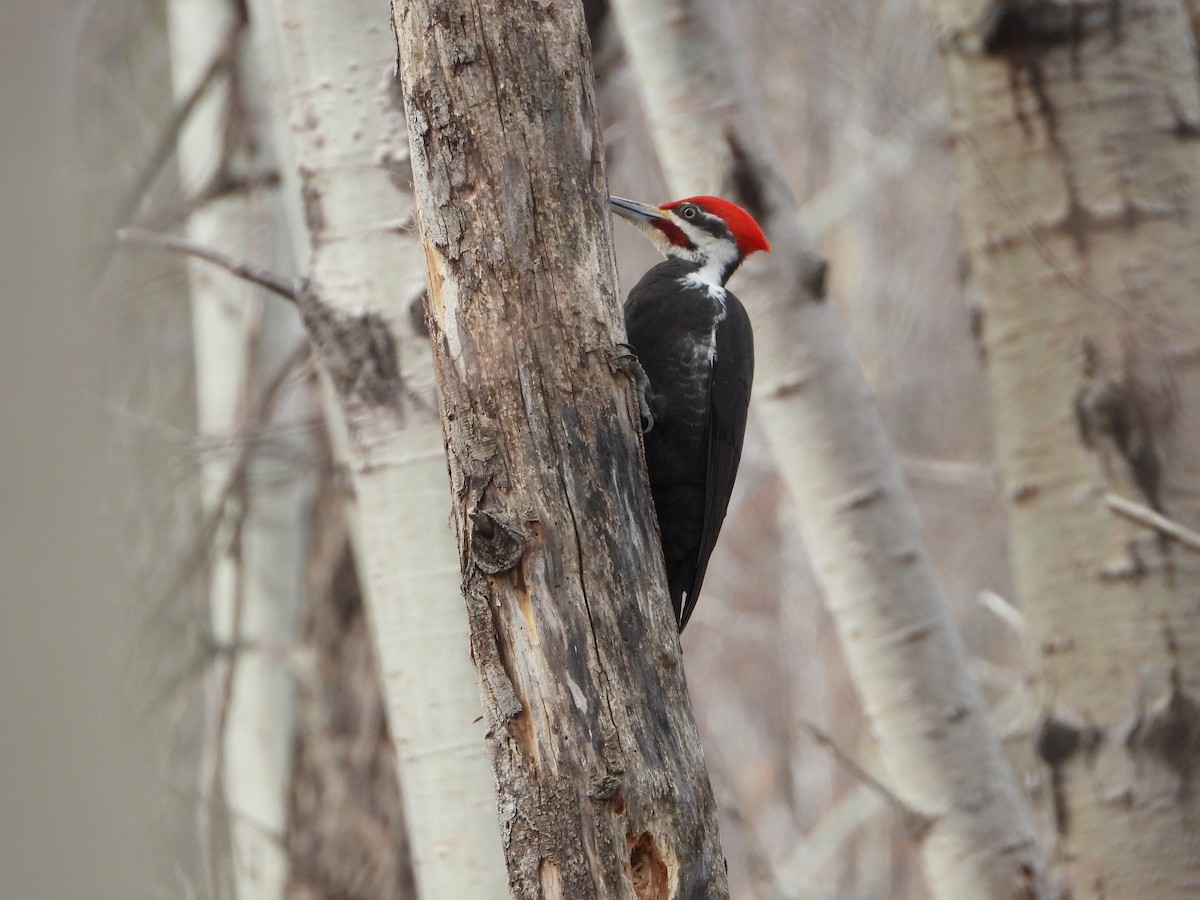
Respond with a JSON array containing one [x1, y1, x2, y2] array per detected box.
[[681, 205, 697, 219]]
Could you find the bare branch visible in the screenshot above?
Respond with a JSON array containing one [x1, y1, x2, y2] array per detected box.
[[119, 18, 246, 228], [1105, 493, 1200, 553], [976, 589, 1025, 633], [118, 227, 297, 302], [198, 472, 249, 900], [797, 718, 932, 841], [135, 344, 312, 719]]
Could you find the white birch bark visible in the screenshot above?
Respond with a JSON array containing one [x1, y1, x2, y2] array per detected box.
[[166, 3, 309, 898], [246, 0, 507, 895], [609, 0, 1050, 896], [930, 1, 1200, 894]]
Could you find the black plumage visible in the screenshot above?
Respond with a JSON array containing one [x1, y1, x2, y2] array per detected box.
[[624, 258, 754, 630]]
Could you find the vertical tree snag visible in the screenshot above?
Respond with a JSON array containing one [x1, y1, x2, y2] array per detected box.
[[609, 0, 1050, 897], [933, 0, 1200, 895], [392, 1, 728, 897]]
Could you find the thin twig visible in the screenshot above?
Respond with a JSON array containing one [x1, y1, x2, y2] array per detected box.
[[196, 271, 275, 900], [118, 19, 245, 229], [202, 480, 248, 900], [1105, 493, 1200, 553], [901, 456, 998, 494], [797, 718, 932, 841], [197, 463, 248, 900], [776, 783, 884, 889], [119, 227, 297, 302], [976, 589, 1025, 633], [135, 343, 313, 720]]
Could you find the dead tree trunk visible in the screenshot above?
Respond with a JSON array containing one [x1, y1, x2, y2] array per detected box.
[[932, 1, 1200, 896], [392, 1, 728, 897]]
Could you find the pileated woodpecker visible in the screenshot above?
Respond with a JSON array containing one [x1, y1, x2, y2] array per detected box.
[[610, 194, 769, 631]]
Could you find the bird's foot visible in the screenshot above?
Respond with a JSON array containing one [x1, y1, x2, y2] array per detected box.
[[610, 343, 654, 433]]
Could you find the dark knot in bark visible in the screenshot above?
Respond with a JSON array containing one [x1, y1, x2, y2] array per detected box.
[[468, 508, 525, 574]]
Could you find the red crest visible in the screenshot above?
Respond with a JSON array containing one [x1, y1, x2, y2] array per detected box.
[[663, 196, 771, 256]]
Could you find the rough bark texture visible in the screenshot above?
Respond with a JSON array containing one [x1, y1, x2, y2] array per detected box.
[[608, 0, 1050, 897], [934, 0, 1200, 895], [393, 1, 728, 897], [246, 0, 509, 894]]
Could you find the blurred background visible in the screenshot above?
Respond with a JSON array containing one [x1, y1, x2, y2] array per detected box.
[[1, 2, 152, 898], [1, 1, 1026, 898]]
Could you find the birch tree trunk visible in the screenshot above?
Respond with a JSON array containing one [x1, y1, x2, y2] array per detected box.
[[246, 0, 508, 895], [166, 4, 311, 898], [393, 0, 728, 896], [932, 1, 1200, 895], [607, 1, 1050, 897]]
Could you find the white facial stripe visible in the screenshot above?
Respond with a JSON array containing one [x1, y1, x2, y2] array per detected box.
[[674, 213, 736, 365], [673, 217, 738, 279]]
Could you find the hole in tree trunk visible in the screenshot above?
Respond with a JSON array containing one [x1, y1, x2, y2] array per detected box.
[[626, 831, 669, 900]]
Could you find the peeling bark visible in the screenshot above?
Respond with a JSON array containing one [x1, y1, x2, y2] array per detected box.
[[392, 0, 728, 896]]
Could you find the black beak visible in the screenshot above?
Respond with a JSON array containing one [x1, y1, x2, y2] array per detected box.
[[609, 195, 670, 224]]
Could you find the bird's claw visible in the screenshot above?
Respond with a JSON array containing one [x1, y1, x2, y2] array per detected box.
[[609, 344, 654, 433]]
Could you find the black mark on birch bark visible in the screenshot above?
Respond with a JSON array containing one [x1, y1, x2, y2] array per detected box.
[[807, 258, 829, 300], [408, 289, 430, 337], [979, 1, 1083, 56], [726, 132, 768, 223], [298, 285, 406, 411], [1074, 337, 1175, 518], [1128, 682, 1200, 788], [1172, 107, 1200, 139], [380, 147, 413, 194], [978, 0, 1128, 256], [1036, 714, 1103, 836], [300, 166, 326, 237], [977, 0, 1122, 58], [1127, 627, 1200, 792]]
